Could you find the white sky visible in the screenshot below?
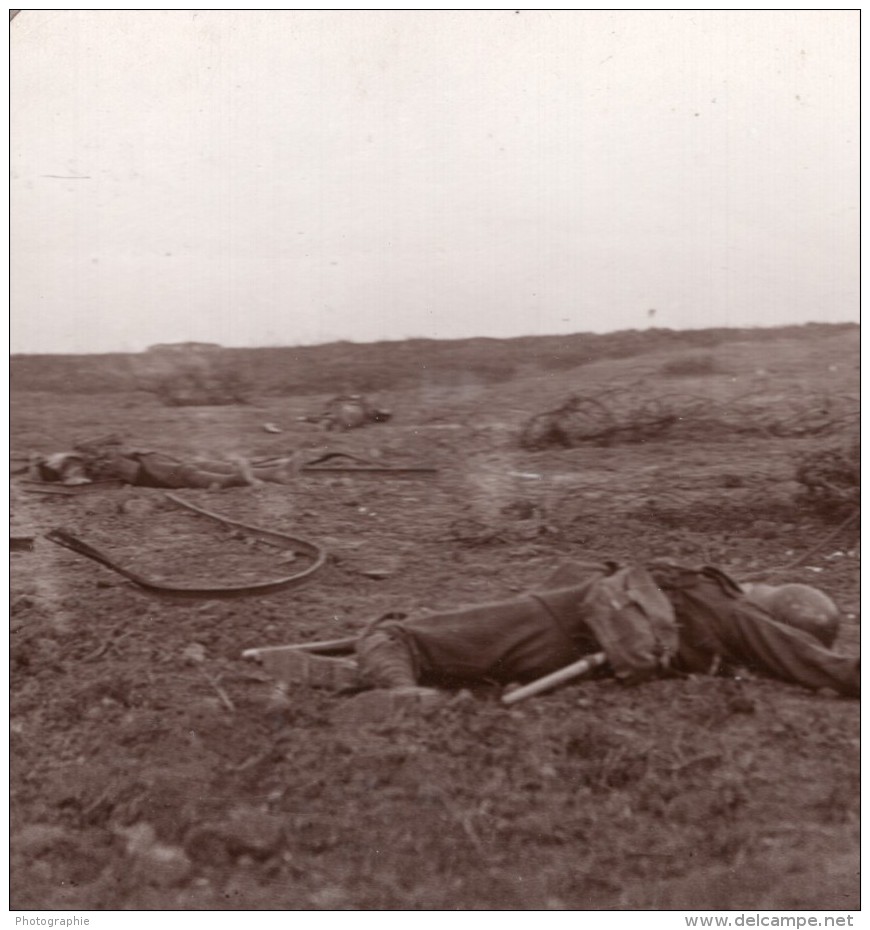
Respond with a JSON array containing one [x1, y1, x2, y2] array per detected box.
[[10, 10, 860, 354]]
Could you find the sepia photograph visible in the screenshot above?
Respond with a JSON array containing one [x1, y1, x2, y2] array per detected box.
[[9, 9, 860, 919]]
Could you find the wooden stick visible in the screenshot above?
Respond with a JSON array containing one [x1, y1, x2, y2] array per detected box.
[[198, 668, 236, 713], [242, 635, 359, 659], [301, 465, 438, 475], [502, 652, 607, 705]]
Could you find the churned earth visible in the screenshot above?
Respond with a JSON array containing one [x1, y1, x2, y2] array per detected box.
[[9, 330, 859, 910]]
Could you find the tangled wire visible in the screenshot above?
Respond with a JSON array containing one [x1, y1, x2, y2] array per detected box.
[[794, 439, 861, 519], [519, 387, 859, 450]]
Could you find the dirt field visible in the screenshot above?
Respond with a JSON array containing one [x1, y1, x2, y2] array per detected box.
[[10, 328, 859, 910]]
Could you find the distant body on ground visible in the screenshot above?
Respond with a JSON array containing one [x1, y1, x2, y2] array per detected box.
[[30, 438, 294, 489]]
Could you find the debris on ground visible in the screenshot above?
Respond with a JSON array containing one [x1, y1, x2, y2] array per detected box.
[[299, 394, 392, 431], [42, 494, 327, 597], [9, 328, 860, 910], [519, 387, 859, 450], [794, 439, 860, 519]]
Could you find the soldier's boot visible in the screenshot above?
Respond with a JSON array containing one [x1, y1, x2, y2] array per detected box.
[[255, 648, 360, 691]]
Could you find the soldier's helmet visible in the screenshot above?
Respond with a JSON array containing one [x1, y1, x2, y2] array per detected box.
[[741, 582, 841, 648]]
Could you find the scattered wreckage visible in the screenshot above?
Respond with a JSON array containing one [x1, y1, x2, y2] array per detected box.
[[44, 493, 328, 597], [519, 387, 860, 450], [16, 417, 857, 711], [16, 437, 435, 596]]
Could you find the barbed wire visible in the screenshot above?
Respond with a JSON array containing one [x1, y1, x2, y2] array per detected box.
[[519, 388, 859, 450]]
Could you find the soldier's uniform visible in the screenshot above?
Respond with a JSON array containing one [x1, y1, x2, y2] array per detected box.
[[33, 446, 291, 489], [356, 561, 859, 698]]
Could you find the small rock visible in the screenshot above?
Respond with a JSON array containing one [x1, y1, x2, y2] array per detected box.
[[224, 807, 285, 858], [115, 821, 157, 855], [119, 498, 156, 517], [133, 842, 193, 888], [450, 689, 476, 708], [310, 885, 349, 908], [263, 686, 293, 716], [359, 567, 393, 580], [184, 808, 285, 864], [181, 643, 208, 665]]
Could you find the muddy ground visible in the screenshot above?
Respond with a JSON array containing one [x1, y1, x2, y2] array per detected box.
[[9, 330, 859, 910]]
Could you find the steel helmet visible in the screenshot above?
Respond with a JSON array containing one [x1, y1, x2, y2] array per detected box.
[[741, 582, 841, 648]]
